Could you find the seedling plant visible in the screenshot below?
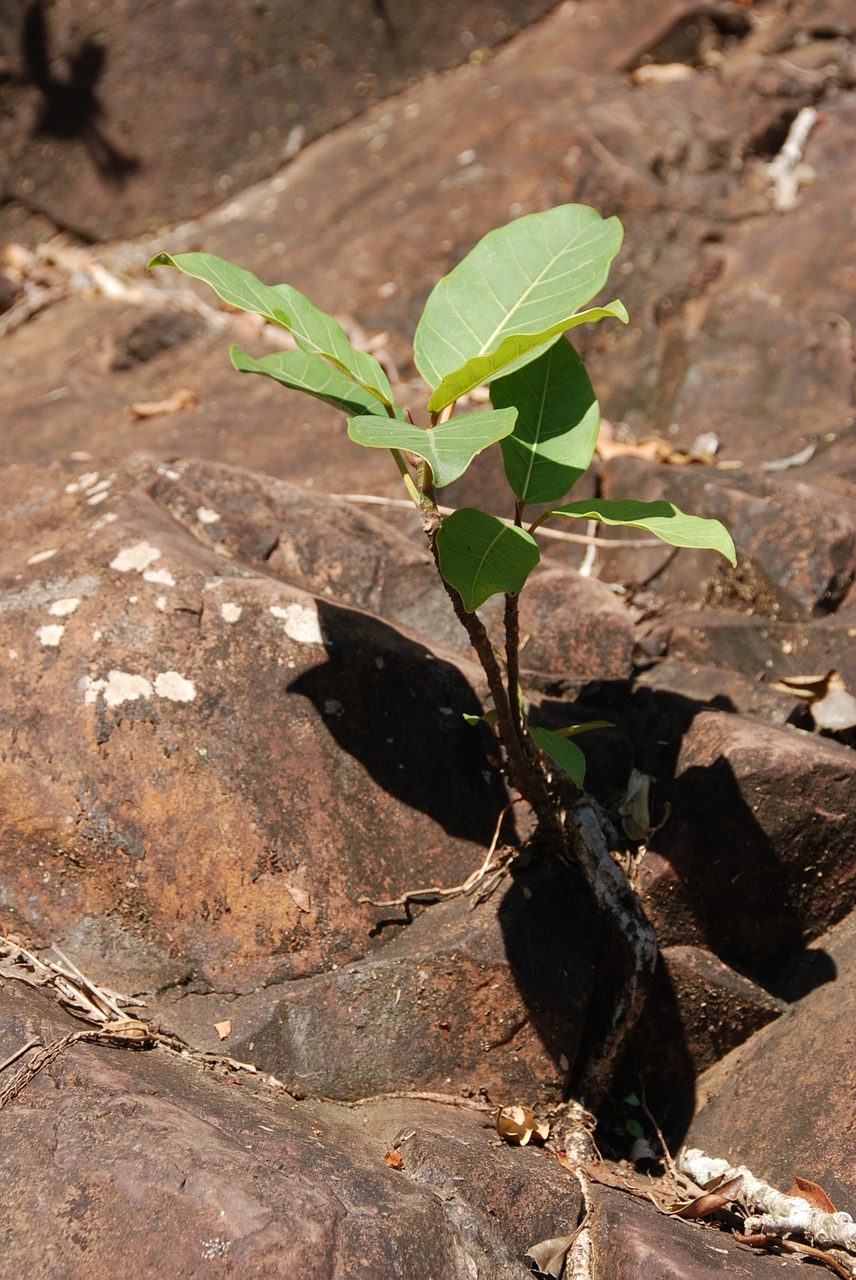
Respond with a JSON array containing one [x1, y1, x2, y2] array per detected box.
[[149, 204, 734, 1105]]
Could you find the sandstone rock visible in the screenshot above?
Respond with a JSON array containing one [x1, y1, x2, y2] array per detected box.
[[479, 566, 636, 682], [0, 981, 580, 1280], [154, 861, 601, 1103], [640, 710, 856, 975], [599, 457, 856, 619], [0, 456, 508, 995], [687, 906, 856, 1210], [0, 0, 561, 244]]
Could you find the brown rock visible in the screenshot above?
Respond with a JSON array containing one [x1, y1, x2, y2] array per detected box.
[[155, 861, 602, 1102], [640, 710, 856, 974], [0, 0, 561, 244], [587, 1182, 801, 1279], [687, 905, 856, 1210], [480, 567, 636, 682], [0, 981, 580, 1280], [599, 457, 856, 619], [0, 456, 507, 994]]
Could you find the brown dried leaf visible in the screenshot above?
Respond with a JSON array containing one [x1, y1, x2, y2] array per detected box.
[[788, 1175, 837, 1214], [495, 1104, 549, 1147], [285, 883, 311, 913], [384, 1149, 404, 1170], [214, 1020, 231, 1040], [525, 1234, 575, 1278], [129, 388, 198, 418], [666, 1176, 744, 1220]]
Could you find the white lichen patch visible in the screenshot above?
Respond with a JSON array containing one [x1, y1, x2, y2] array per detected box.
[[110, 542, 162, 573], [85, 478, 111, 497], [49, 597, 80, 617], [84, 671, 153, 707], [27, 548, 57, 566], [87, 511, 118, 538], [197, 506, 221, 525], [37, 624, 65, 647], [65, 471, 99, 494], [154, 671, 196, 702], [270, 602, 324, 644], [220, 602, 242, 623], [86, 490, 110, 506], [143, 567, 176, 586], [155, 596, 168, 612]]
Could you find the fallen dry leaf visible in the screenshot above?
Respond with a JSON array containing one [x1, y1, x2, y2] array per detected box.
[[213, 1020, 231, 1040], [129, 388, 199, 418], [771, 669, 856, 732], [495, 1104, 549, 1146], [788, 1175, 837, 1214], [284, 883, 311, 913], [384, 1149, 404, 1170], [525, 1233, 575, 1278], [631, 62, 695, 85]]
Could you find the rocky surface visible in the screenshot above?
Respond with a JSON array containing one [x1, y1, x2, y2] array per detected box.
[[2, 0, 856, 1276]]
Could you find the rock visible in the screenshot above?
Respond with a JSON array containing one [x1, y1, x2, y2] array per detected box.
[[639, 710, 856, 975], [687, 906, 856, 1210], [0, 456, 509, 995], [0, 980, 581, 1280], [598, 457, 856, 619], [657, 611, 856, 692], [634, 657, 803, 727], [0, 0, 560, 244], [480, 567, 636, 682], [630, 943, 785, 1129], [586, 1181, 799, 1279], [154, 862, 602, 1103]]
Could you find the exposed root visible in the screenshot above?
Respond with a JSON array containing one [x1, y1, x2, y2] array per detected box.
[[558, 795, 658, 1111]]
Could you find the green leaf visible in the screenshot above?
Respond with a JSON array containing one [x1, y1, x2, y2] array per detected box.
[[529, 727, 586, 787], [413, 204, 627, 412], [347, 408, 517, 489], [552, 720, 613, 738], [148, 251, 393, 407], [547, 498, 737, 565], [463, 709, 499, 728], [491, 337, 599, 504], [231, 346, 398, 417], [436, 509, 540, 612], [427, 303, 626, 413]]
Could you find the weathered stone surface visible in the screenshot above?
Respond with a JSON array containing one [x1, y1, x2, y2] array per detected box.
[[587, 1182, 801, 1279], [0, 981, 580, 1280], [484, 567, 636, 682], [599, 457, 856, 619], [154, 861, 601, 1102], [0, 456, 507, 994], [631, 943, 785, 1124], [640, 710, 856, 975], [634, 657, 803, 727], [687, 905, 856, 1210], [0, 0, 562, 244]]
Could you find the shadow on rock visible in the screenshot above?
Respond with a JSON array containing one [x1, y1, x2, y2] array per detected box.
[[288, 599, 510, 848]]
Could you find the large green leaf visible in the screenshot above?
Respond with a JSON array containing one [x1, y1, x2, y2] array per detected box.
[[436, 509, 540, 611], [231, 346, 398, 417], [413, 204, 627, 412], [491, 336, 599, 505], [347, 408, 516, 489], [529, 727, 586, 787], [547, 498, 737, 564], [426, 302, 626, 412], [148, 251, 393, 407]]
